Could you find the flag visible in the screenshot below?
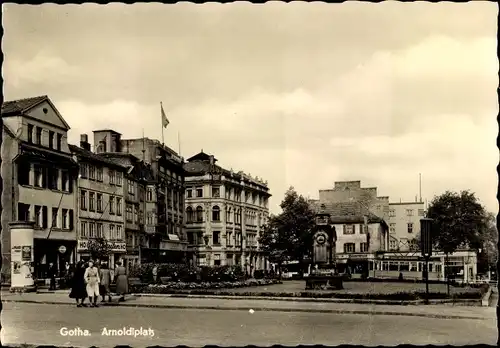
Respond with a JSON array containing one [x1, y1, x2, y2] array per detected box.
[[161, 103, 169, 128]]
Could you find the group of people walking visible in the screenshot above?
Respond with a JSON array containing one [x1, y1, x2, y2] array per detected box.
[[69, 259, 128, 308]]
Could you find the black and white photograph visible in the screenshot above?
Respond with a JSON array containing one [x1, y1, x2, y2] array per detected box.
[[0, 2, 498, 347]]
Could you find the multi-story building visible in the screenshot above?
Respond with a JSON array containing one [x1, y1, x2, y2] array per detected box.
[[1, 96, 79, 280], [387, 201, 425, 252], [69, 134, 127, 266], [111, 135, 187, 263], [311, 202, 389, 275], [183, 151, 271, 274]]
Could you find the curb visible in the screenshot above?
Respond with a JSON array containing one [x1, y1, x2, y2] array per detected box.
[[2, 299, 487, 320], [133, 293, 482, 307]]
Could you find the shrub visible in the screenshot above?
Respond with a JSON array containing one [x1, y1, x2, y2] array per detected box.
[[133, 278, 282, 293]]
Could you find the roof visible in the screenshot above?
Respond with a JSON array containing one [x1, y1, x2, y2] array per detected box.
[[1, 95, 48, 115], [186, 151, 217, 163], [311, 201, 386, 224], [17, 143, 77, 167], [93, 129, 122, 135], [69, 144, 127, 170]]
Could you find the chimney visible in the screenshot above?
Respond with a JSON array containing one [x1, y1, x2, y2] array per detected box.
[[80, 134, 91, 151], [209, 155, 214, 166]]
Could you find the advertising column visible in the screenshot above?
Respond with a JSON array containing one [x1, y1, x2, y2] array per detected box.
[[10, 221, 36, 292]]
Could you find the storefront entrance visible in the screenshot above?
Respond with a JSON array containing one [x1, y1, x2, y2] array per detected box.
[[34, 239, 76, 279]]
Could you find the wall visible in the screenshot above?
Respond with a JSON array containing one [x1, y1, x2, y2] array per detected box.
[[388, 202, 425, 251]]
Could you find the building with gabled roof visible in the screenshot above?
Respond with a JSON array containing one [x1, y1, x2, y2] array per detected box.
[[1, 95, 78, 283]]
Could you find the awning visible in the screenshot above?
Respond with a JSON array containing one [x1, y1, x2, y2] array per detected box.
[[167, 234, 180, 241]]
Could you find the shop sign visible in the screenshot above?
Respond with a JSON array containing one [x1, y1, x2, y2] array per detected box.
[[145, 225, 156, 234], [58, 245, 67, 254], [78, 240, 126, 252], [160, 241, 186, 251]]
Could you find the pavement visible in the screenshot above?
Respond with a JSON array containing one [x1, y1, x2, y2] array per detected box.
[[1, 301, 497, 347], [1, 289, 496, 320]]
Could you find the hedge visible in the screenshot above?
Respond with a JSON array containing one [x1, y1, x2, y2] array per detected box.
[[130, 278, 281, 293]]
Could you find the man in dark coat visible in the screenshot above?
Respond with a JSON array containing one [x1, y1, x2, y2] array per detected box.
[[48, 262, 57, 290]]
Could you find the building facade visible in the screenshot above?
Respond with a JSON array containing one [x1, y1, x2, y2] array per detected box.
[[1, 96, 79, 280], [69, 135, 127, 266], [387, 201, 425, 252], [119, 136, 187, 263], [183, 152, 271, 274]]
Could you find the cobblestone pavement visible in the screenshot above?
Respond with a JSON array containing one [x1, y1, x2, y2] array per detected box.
[[1, 302, 497, 347]]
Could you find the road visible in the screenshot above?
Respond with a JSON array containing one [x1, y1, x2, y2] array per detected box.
[[2, 302, 497, 347]]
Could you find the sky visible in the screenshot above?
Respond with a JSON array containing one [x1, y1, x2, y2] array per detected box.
[[2, 2, 498, 215]]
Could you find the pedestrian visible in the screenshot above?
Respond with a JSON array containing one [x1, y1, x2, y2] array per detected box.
[[100, 262, 112, 303], [84, 260, 101, 307], [69, 261, 88, 307], [114, 261, 128, 302], [48, 262, 57, 290], [152, 264, 158, 284]]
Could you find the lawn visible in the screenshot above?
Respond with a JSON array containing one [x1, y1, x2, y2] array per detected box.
[[225, 280, 481, 296]]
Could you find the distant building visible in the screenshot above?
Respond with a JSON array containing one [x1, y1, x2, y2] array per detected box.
[[69, 135, 127, 266], [387, 201, 425, 252], [183, 151, 271, 274], [1, 96, 79, 280]]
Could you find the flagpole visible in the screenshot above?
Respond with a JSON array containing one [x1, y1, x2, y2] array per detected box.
[[178, 131, 181, 156], [161, 102, 165, 146]]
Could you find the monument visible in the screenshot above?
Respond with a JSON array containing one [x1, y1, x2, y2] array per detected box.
[[304, 208, 343, 290]]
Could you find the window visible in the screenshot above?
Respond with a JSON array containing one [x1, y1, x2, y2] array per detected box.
[[61, 170, 69, 191], [34, 165, 44, 188], [343, 243, 355, 253], [34, 205, 42, 228], [42, 206, 48, 228], [134, 205, 139, 223], [126, 204, 133, 222], [389, 223, 396, 234], [116, 197, 122, 215], [187, 189, 192, 198], [48, 168, 58, 190], [212, 206, 221, 221], [196, 187, 203, 197], [360, 242, 368, 252], [62, 209, 68, 229], [389, 209, 396, 217], [17, 203, 30, 222], [96, 193, 103, 212], [89, 192, 95, 211], [18, 162, 30, 185], [89, 223, 96, 238], [52, 207, 59, 228], [343, 224, 354, 235], [96, 167, 103, 182], [359, 224, 366, 234], [196, 206, 203, 222], [128, 180, 135, 195], [116, 225, 123, 240], [212, 186, 220, 198], [97, 223, 103, 238], [226, 208, 232, 223], [109, 196, 115, 214], [35, 127, 42, 145], [407, 223, 414, 233], [80, 190, 87, 210], [80, 163, 88, 179], [147, 187, 154, 201], [389, 239, 398, 251], [406, 209, 413, 216], [28, 124, 34, 143], [213, 231, 221, 245], [186, 207, 194, 223], [89, 165, 96, 180], [116, 172, 122, 186], [56, 133, 62, 151], [49, 131, 55, 149], [110, 224, 116, 240], [146, 212, 154, 225], [418, 209, 425, 216], [80, 221, 88, 238], [109, 169, 115, 185]]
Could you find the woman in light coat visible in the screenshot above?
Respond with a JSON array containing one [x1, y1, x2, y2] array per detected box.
[[84, 260, 100, 307], [114, 261, 128, 302]]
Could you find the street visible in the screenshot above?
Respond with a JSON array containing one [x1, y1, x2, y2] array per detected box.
[[2, 302, 497, 347]]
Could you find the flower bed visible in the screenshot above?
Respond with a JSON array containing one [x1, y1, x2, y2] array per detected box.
[[132, 282, 488, 301], [131, 278, 281, 293]]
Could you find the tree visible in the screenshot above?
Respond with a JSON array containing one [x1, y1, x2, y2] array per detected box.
[[479, 212, 498, 272], [259, 187, 316, 275], [426, 190, 489, 254], [87, 237, 112, 261]]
